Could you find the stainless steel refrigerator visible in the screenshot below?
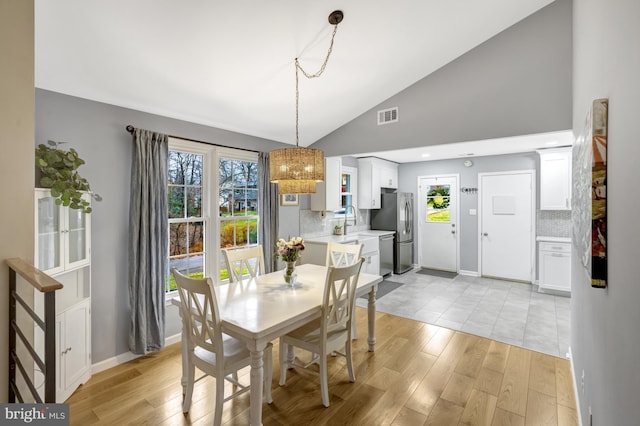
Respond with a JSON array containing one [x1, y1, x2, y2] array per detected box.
[[370, 192, 414, 274]]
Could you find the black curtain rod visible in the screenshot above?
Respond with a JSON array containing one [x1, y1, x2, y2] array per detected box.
[[125, 124, 261, 154]]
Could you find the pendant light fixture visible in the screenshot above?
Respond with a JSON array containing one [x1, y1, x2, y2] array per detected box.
[[270, 10, 344, 194]]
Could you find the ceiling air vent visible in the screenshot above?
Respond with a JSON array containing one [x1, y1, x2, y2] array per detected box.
[[377, 107, 398, 125]]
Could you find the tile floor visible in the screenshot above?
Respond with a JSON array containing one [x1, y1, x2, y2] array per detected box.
[[356, 268, 571, 358]]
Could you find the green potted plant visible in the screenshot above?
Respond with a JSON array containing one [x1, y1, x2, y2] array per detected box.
[[35, 140, 102, 214], [334, 224, 343, 235]]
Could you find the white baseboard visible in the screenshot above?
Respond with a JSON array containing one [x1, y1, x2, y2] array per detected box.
[[91, 333, 182, 375], [567, 347, 584, 426], [458, 270, 480, 277]]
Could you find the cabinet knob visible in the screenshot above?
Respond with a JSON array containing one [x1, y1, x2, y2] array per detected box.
[[483, 233, 489, 237]]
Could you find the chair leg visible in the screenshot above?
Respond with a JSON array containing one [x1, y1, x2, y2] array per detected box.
[[319, 352, 330, 407], [279, 339, 287, 386], [214, 375, 225, 426], [346, 338, 356, 383], [265, 345, 273, 404], [182, 362, 195, 413]]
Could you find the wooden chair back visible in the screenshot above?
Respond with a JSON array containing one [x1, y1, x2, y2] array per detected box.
[[222, 245, 266, 282], [325, 241, 363, 267]]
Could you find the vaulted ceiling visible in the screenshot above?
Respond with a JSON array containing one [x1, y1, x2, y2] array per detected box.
[[35, 0, 556, 149]]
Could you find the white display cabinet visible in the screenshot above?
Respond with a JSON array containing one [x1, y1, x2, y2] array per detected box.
[[34, 188, 92, 402]]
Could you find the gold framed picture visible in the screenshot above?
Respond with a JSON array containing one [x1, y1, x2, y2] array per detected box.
[[280, 194, 299, 206]]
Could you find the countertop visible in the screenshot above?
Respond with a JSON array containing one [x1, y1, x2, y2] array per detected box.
[[304, 230, 395, 244], [536, 236, 572, 243]]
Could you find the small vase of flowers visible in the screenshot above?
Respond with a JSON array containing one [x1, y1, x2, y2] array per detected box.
[[275, 237, 305, 285]]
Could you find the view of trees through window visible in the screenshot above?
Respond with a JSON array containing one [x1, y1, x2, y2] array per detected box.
[[167, 151, 205, 292], [166, 145, 260, 292], [218, 157, 259, 280], [426, 184, 451, 222]]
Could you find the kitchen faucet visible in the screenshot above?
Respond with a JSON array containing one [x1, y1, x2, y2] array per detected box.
[[343, 205, 357, 235]]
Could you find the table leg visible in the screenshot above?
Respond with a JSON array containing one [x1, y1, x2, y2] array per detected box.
[[367, 285, 377, 351], [249, 348, 265, 426]]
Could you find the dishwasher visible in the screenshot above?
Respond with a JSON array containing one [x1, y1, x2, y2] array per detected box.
[[379, 234, 394, 277]]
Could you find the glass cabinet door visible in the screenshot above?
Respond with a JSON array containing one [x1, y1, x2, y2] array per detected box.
[[35, 189, 91, 274], [67, 207, 88, 266], [36, 194, 63, 273]]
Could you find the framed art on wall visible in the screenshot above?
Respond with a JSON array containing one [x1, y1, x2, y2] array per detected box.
[[591, 98, 608, 288], [572, 98, 608, 288], [280, 194, 299, 206]]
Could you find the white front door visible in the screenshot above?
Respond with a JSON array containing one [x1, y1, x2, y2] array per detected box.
[[418, 175, 458, 272], [479, 170, 535, 282]]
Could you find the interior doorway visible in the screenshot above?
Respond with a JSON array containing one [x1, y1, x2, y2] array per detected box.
[[417, 174, 459, 272], [478, 170, 535, 282]]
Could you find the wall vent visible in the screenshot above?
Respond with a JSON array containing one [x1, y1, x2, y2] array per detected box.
[[377, 107, 399, 125]]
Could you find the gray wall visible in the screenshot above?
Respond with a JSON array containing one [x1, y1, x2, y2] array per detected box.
[[572, 0, 640, 424], [0, 0, 34, 402], [35, 89, 288, 363], [398, 152, 537, 272], [311, 0, 572, 156]]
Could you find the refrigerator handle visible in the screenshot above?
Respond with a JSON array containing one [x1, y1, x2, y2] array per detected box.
[[405, 200, 412, 235]]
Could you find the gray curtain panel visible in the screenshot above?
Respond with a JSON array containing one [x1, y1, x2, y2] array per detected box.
[[128, 128, 169, 354], [259, 152, 279, 272]]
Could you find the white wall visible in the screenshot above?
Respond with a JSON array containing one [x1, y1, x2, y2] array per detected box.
[[572, 0, 640, 424], [0, 0, 34, 402]]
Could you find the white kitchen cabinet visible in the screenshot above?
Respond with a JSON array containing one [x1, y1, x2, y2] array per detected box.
[[538, 241, 571, 294], [538, 148, 572, 210], [358, 157, 398, 209], [359, 236, 380, 275], [35, 188, 91, 275], [310, 158, 357, 212], [362, 253, 380, 275]]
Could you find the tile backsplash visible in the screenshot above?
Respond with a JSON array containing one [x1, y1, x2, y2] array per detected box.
[[300, 208, 369, 238], [537, 210, 572, 238]]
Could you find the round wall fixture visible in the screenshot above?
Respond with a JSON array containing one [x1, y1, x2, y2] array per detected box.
[[464, 159, 473, 167]]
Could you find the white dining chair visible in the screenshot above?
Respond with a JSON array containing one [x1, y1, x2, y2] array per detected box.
[[325, 241, 363, 267], [278, 257, 365, 407], [222, 245, 266, 282], [171, 268, 273, 425]]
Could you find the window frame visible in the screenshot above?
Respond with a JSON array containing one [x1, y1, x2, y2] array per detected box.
[[166, 139, 259, 300], [216, 147, 260, 280]]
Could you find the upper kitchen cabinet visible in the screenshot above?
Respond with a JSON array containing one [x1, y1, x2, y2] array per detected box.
[[358, 157, 398, 209], [311, 157, 357, 211], [538, 147, 572, 210]]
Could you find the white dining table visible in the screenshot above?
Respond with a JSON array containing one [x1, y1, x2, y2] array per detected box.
[[171, 263, 382, 426]]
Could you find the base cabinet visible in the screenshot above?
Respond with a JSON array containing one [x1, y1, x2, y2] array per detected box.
[[538, 241, 571, 294], [56, 299, 92, 403], [362, 252, 380, 275]]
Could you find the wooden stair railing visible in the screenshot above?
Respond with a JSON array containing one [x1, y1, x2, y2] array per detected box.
[[5, 258, 62, 403]]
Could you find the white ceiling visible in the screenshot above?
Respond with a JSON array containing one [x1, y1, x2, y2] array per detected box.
[[355, 130, 574, 163], [35, 0, 556, 150]]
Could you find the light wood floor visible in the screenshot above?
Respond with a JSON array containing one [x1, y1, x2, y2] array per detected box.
[[67, 308, 578, 425]]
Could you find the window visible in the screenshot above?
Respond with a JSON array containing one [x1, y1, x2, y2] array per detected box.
[[425, 184, 451, 222], [166, 139, 259, 294], [167, 149, 207, 292], [218, 155, 259, 281]]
